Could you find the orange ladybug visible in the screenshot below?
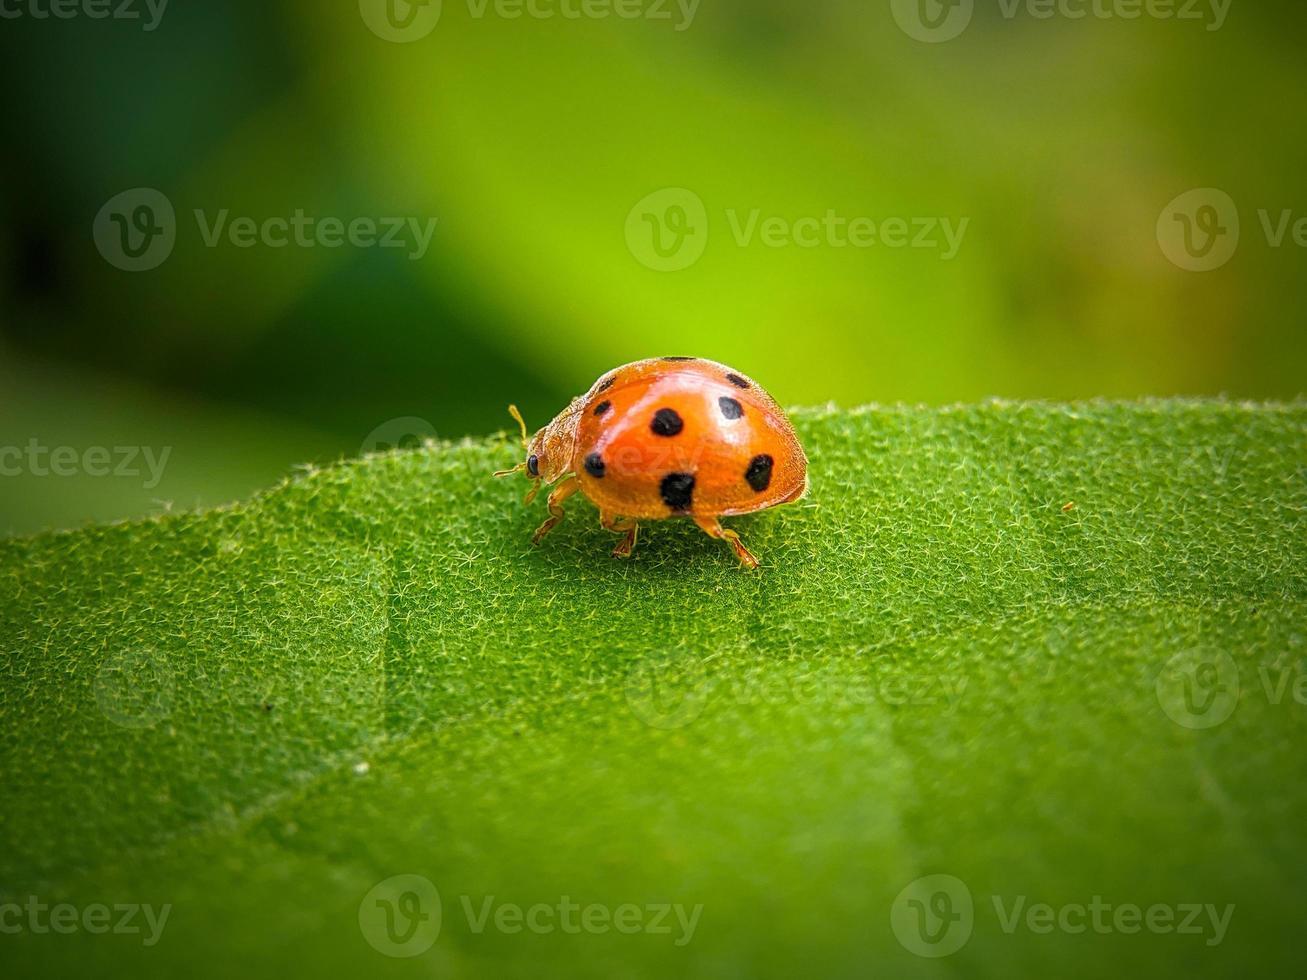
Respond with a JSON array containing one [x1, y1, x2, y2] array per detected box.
[[495, 357, 808, 568]]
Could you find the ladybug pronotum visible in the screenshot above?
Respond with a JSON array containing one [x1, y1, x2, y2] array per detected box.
[[495, 357, 808, 569]]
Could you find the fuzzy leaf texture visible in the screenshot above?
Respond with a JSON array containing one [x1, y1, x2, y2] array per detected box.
[[1, 401, 1305, 979]]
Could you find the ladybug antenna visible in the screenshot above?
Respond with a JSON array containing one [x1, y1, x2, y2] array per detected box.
[[493, 404, 533, 478], [507, 404, 530, 447]]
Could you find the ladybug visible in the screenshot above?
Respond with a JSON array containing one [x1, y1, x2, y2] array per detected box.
[[495, 357, 808, 568]]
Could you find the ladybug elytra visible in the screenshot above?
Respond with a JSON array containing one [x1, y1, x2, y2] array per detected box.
[[495, 357, 808, 568]]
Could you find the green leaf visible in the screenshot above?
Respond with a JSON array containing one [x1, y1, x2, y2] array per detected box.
[[2, 401, 1305, 978]]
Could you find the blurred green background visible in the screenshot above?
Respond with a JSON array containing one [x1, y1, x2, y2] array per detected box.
[[2, 0, 1305, 537]]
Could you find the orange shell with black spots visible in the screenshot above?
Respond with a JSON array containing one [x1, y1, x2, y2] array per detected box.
[[538, 357, 808, 520]]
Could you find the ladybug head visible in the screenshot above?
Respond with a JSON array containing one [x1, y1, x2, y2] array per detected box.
[[494, 404, 539, 482], [493, 403, 576, 500]]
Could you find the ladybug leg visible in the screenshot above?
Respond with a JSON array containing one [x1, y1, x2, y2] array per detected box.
[[531, 476, 578, 545], [692, 516, 760, 570], [599, 512, 640, 560]]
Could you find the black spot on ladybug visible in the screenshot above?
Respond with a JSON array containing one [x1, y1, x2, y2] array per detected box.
[[726, 372, 750, 389], [718, 396, 743, 420], [660, 472, 695, 512], [593, 400, 611, 417], [584, 452, 606, 478], [596, 375, 616, 393], [662, 356, 696, 361], [745, 454, 774, 492], [527, 454, 540, 476], [651, 408, 684, 437]]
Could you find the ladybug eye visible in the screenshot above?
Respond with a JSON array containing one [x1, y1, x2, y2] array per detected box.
[[527, 454, 540, 477]]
